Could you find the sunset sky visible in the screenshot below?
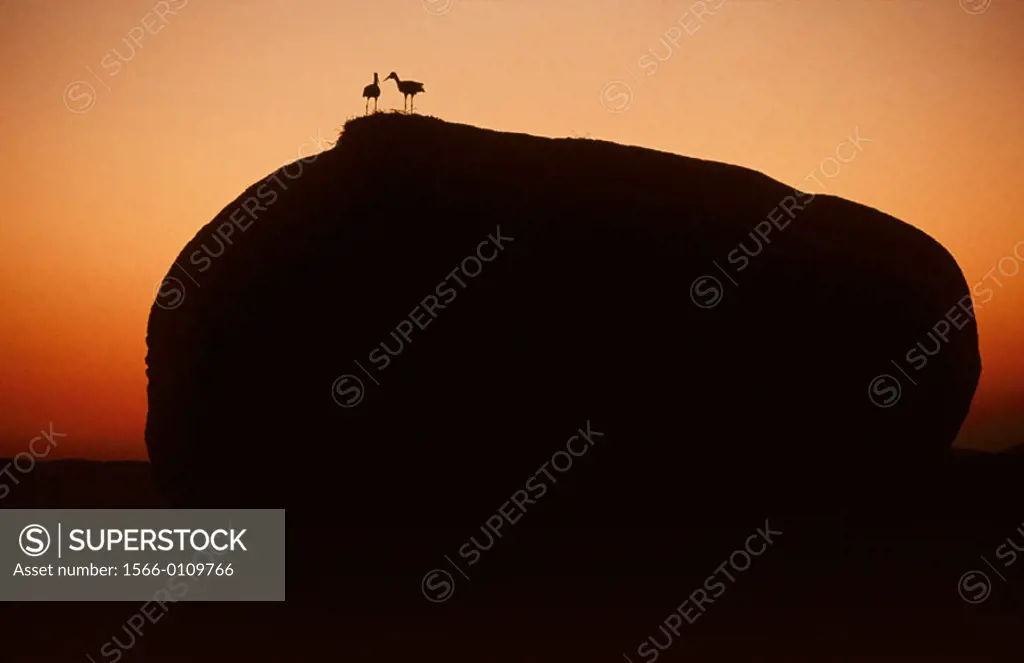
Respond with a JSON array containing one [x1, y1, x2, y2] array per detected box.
[[1, 0, 1022, 459]]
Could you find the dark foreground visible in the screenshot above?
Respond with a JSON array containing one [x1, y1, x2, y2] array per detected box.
[[1, 453, 1022, 662]]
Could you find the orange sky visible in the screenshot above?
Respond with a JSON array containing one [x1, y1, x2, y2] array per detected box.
[[1, 0, 1022, 459]]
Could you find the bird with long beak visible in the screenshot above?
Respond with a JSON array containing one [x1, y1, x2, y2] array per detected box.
[[362, 72, 381, 115], [384, 72, 425, 113]]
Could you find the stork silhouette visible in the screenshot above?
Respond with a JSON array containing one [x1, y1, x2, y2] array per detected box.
[[384, 72, 425, 113], [362, 72, 380, 115]]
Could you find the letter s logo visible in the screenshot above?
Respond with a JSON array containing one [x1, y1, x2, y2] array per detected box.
[[19, 525, 51, 557]]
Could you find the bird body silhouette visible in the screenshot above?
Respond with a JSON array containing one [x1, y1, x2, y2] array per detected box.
[[384, 71, 425, 112], [362, 73, 380, 114]]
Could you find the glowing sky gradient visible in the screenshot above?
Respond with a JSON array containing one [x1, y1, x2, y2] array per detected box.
[[1, 0, 1022, 459]]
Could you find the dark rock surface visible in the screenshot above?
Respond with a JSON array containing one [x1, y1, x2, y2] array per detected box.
[[146, 114, 982, 524]]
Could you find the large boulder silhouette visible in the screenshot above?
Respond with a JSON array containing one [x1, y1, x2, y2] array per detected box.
[[146, 114, 980, 524]]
